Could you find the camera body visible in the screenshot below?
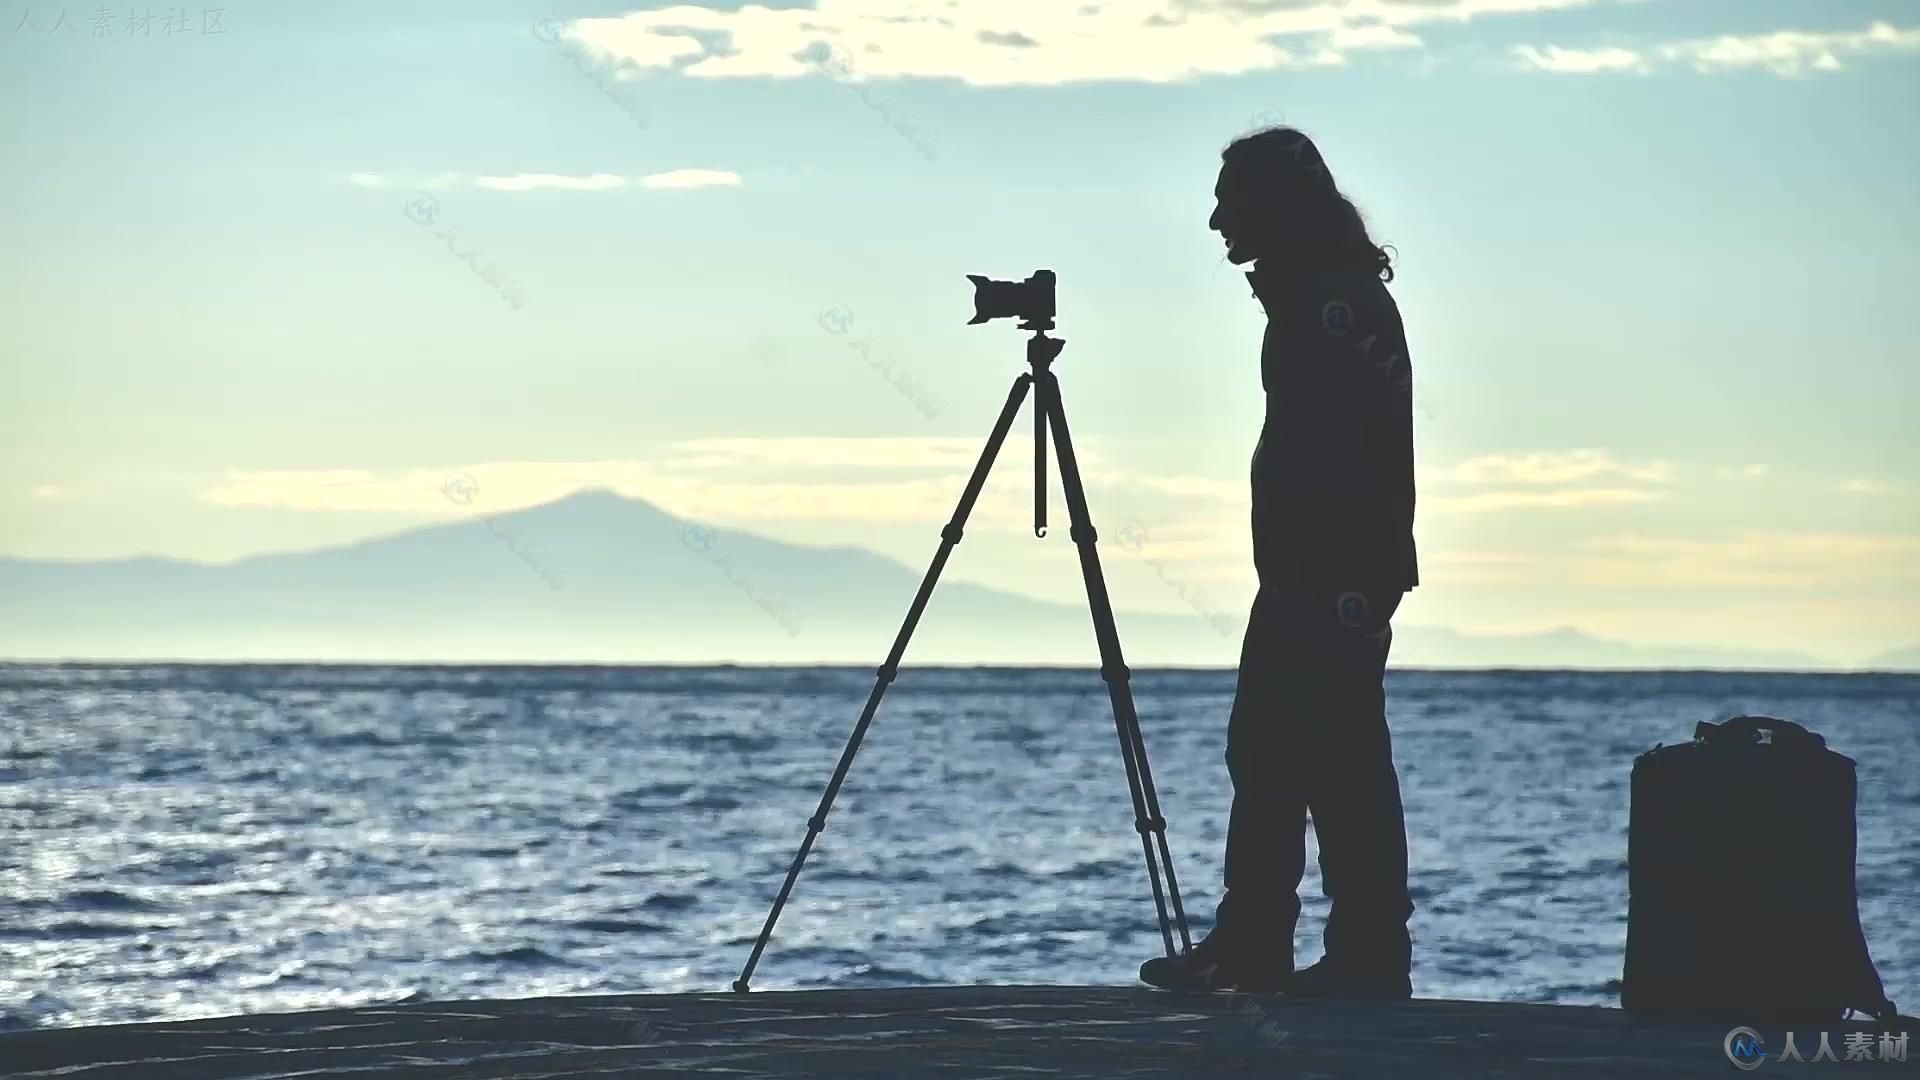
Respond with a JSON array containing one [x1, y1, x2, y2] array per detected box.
[[968, 269, 1055, 329]]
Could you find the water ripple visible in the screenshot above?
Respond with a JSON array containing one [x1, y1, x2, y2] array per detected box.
[[0, 663, 1914, 1030]]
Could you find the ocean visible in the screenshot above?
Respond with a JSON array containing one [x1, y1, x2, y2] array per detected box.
[[2, 663, 1915, 1031]]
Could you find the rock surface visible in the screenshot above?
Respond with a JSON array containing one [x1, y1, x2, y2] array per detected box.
[[0, 985, 1888, 1077]]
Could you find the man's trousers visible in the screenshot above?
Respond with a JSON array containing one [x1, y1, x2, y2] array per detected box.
[[1213, 580, 1414, 975]]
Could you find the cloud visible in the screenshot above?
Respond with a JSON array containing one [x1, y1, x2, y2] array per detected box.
[[28, 484, 74, 501], [1575, 532, 1920, 586], [1107, 512, 1249, 562], [638, 169, 743, 189], [1121, 474, 1245, 503], [1399, 532, 1920, 590], [566, 0, 1608, 86], [186, 439, 1269, 562], [662, 436, 992, 470], [1424, 449, 1670, 514], [198, 446, 1691, 525], [348, 172, 389, 188], [1515, 20, 1920, 77], [1428, 487, 1665, 513], [191, 439, 1059, 527], [1419, 549, 1545, 584], [1326, 22, 1425, 53], [1714, 463, 1770, 482], [1663, 20, 1920, 76], [1444, 450, 1672, 486], [1511, 44, 1650, 74], [195, 459, 1036, 530], [474, 172, 629, 192], [1841, 478, 1890, 495]]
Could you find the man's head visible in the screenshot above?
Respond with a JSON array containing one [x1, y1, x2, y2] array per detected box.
[[1210, 125, 1393, 281]]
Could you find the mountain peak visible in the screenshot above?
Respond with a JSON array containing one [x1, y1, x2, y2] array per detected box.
[[505, 486, 682, 530], [548, 486, 630, 506]]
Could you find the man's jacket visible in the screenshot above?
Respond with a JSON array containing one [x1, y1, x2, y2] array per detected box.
[[1246, 261, 1419, 596]]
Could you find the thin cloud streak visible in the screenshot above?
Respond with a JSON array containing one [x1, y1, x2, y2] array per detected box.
[[1444, 450, 1672, 486], [640, 169, 743, 189], [1514, 20, 1920, 77], [475, 172, 629, 192], [193, 446, 1688, 520], [1428, 488, 1665, 513], [1573, 532, 1920, 586], [568, 0, 1615, 86], [1512, 44, 1650, 74]]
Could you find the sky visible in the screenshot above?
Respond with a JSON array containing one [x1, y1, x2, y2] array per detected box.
[[2, 0, 1917, 666]]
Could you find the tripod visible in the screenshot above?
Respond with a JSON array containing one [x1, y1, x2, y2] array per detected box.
[[733, 317, 1194, 992]]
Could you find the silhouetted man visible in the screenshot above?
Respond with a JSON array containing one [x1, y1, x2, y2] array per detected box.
[[1140, 125, 1419, 998]]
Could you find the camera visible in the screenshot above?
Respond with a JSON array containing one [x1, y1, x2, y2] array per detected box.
[[967, 269, 1055, 327]]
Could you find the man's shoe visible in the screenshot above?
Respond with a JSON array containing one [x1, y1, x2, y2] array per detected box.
[[1139, 931, 1290, 992], [1282, 958, 1411, 1000]]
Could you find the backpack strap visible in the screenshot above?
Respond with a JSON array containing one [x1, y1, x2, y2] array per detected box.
[[1854, 999, 1919, 1033], [1694, 715, 1825, 750]]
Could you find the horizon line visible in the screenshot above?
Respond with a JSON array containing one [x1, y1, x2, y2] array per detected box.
[[2, 657, 1915, 676]]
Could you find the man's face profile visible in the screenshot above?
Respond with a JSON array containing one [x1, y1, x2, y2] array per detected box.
[[1210, 160, 1274, 266]]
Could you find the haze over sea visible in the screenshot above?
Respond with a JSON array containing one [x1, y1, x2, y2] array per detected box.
[[2, 663, 1915, 1031]]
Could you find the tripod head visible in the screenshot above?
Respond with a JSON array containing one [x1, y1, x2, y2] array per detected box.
[[1026, 329, 1065, 371]]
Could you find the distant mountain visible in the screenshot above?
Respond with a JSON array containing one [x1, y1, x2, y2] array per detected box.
[[0, 490, 1843, 670], [1390, 624, 1826, 672], [0, 490, 1239, 666], [1863, 645, 1920, 671]]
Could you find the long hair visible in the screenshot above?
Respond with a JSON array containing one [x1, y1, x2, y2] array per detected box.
[[1221, 126, 1395, 283]]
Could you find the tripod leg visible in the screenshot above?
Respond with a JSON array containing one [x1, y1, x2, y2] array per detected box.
[[1034, 380, 1047, 538], [734, 372, 1037, 993], [1036, 370, 1194, 958]]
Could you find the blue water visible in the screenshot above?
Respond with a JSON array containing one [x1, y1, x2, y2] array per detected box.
[[1, 664, 1915, 1031]]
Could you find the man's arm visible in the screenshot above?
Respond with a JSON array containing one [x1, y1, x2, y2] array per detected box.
[[1269, 276, 1414, 595]]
